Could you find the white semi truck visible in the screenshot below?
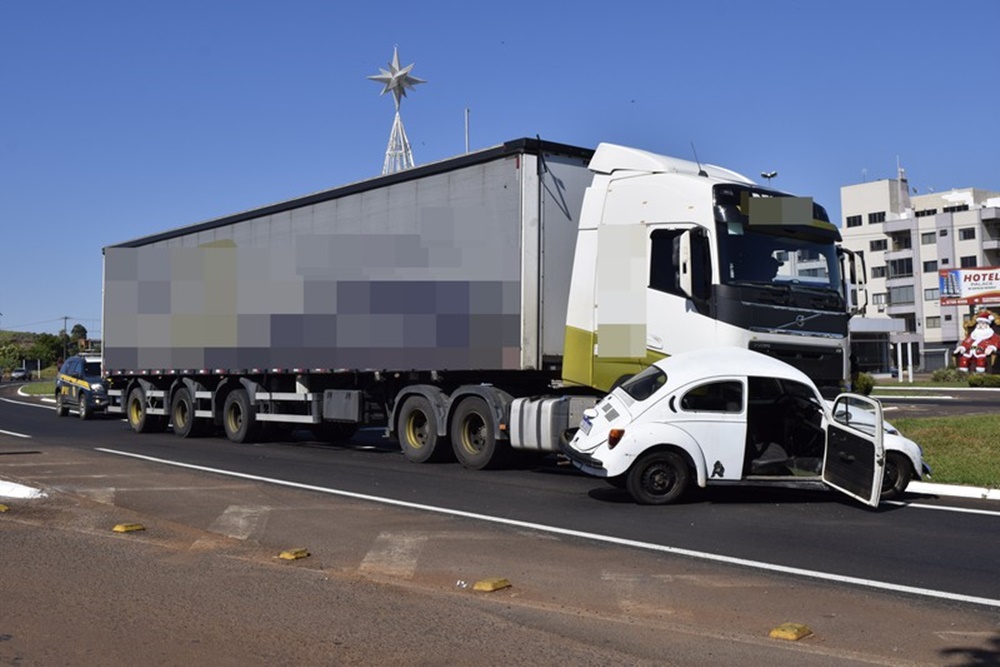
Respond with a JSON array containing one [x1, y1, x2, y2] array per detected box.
[[101, 138, 865, 469]]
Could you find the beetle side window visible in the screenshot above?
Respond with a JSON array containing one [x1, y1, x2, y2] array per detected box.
[[680, 381, 743, 412], [619, 366, 667, 402]]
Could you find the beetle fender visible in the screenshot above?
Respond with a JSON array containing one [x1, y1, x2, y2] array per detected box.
[[602, 423, 707, 486]]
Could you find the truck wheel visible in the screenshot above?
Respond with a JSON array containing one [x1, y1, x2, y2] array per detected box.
[[171, 388, 199, 438], [56, 393, 68, 417], [881, 452, 912, 500], [78, 394, 91, 421], [451, 396, 508, 470], [223, 389, 258, 443], [626, 450, 689, 505], [126, 386, 168, 433], [397, 396, 448, 462]]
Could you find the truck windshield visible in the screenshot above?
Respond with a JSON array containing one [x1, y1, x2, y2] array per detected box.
[[713, 184, 844, 297]]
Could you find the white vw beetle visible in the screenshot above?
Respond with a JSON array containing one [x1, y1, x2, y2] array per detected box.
[[561, 348, 928, 506]]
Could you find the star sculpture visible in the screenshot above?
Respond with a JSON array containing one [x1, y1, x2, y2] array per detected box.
[[368, 47, 425, 111]]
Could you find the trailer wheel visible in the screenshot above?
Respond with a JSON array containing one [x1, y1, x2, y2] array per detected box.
[[78, 394, 91, 421], [171, 388, 200, 438], [451, 397, 508, 470], [55, 393, 68, 417], [223, 389, 258, 443], [881, 452, 912, 500], [126, 386, 161, 433], [397, 396, 448, 462], [626, 450, 689, 505]]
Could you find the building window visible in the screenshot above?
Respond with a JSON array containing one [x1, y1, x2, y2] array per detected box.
[[871, 266, 887, 279], [943, 204, 969, 213], [869, 239, 888, 252], [891, 233, 912, 250], [924, 288, 939, 300], [960, 227, 976, 240], [921, 232, 936, 245], [944, 314, 952, 322], [941, 258, 950, 265], [887, 258, 913, 279], [926, 316, 941, 329], [888, 285, 914, 305], [939, 229, 948, 237], [868, 211, 886, 224], [923, 260, 938, 273], [915, 208, 938, 217], [872, 293, 887, 305], [846, 215, 862, 228], [961, 255, 978, 268]]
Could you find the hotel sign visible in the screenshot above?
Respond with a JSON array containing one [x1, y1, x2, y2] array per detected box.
[[939, 267, 1000, 306]]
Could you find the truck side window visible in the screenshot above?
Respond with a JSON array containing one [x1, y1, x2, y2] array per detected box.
[[649, 229, 683, 295], [680, 381, 743, 412], [649, 228, 711, 304]]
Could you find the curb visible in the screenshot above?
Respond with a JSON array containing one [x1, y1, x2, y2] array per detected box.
[[908, 480, 1000, 501]]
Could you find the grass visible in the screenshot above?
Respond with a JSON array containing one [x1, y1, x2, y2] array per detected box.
[[19, 381, 55, 396], [892, 414, 1000, 489]]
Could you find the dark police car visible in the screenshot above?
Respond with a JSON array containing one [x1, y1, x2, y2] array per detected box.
[[55, 354, 108, 420]]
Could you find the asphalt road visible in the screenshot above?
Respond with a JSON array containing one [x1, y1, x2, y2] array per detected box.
[[2, 386, 1000, 665]]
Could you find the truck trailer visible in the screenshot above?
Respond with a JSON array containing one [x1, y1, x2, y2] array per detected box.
[[100, 138, 864, 469]]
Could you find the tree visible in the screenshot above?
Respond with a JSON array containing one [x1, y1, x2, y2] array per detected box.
[[70, 323, 88, 343]]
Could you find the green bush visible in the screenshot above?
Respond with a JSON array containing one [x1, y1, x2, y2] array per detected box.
[[968, 373, 1000, 388], [852, 372, 875, 395], [931, 367, 968, 383]]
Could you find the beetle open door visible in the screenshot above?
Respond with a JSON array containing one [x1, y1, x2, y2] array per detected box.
[[822, 394, 885, 507]]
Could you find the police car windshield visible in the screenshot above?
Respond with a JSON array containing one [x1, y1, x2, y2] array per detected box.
[[84, 361, 102, 376]]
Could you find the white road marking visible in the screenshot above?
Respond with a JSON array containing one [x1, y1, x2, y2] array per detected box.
[[359, 532, 427, 578], [96, 447, 1000, 610], [205, 504, 270, 540], [0, 428, 31, 438], [883, 500, 1000, 517], [0, 396, 54, 410]]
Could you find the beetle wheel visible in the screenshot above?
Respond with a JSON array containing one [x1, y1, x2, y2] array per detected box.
[[627, 450, 690, 505]]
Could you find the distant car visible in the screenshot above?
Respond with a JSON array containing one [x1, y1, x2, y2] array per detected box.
[[560, 348, 929, 506], [10, 368, 32, 381], [55, 354, 108, 420]]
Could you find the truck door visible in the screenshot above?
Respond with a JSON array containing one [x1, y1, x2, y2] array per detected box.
[[822, 394, 885, 507]]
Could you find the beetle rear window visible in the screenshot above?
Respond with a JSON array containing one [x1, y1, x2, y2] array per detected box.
[[681, 381, 744, 412], [619, 366, 667, 401]]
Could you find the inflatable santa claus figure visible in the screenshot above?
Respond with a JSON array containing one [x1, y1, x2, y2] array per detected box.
[[954, 310, 1000, 373]]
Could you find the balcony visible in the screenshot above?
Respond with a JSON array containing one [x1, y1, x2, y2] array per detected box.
[[885, 302, 916, 317], [884, 218, 916, 234]]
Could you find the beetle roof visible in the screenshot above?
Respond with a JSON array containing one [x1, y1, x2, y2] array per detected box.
[[652, 348, 818, 389]]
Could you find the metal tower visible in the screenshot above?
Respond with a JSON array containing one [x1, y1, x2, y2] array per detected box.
[[368, 47, 425, 174]]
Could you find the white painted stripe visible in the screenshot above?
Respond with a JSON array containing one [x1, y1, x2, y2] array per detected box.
[[359, 532, 427, 578], [0, 396, 54, 410], [95, 447, 1000, 610], [205, 505, 269, 540], [883, 500, 1000, 517], [0, 428, 31, 439]]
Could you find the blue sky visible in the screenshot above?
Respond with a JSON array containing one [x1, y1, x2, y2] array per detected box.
[[2, 0, 997, 336]]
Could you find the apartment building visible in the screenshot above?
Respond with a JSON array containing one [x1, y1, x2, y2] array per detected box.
[[840, 173, 1000, 371]]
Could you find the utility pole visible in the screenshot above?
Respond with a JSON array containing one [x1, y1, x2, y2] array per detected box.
[[62, 315, 69, 362]]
